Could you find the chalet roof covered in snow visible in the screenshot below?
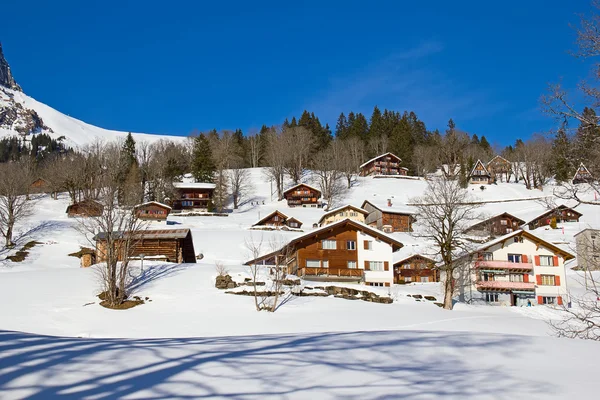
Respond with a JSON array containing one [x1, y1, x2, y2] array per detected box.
[[359, 152, 402, 169], [361, 199, 417, 215], [173, 182, 216, 190], [134, 201, 172, 210], [93, 228, 192, 241], [282, 183, 321, 196]]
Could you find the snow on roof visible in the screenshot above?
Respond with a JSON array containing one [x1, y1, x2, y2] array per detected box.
[[252, 210, 290, 226], [468, 229, 575, 259], [361, 199, 417, 215], [173, 182, 216, 189], [359, 152, 402, 169], [94, 228, 191, 241], [283, 183, 321, 195], [487, 155, 511, 166], [134, 201, 172, 210], [469, 159, 490, 177], [318, 204, 369, 223], [523, 204, 583, 225]]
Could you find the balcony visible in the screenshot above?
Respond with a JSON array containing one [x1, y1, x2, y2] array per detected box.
[[299, 267, 364, 278], [475, 260, 533, 271], [476, 281, 535, 291]]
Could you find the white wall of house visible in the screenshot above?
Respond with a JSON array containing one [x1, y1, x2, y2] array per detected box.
[[356, 231, 394, 284], [321, 209, 366, 226]]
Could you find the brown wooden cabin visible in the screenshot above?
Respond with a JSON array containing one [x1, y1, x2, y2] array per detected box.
[[527, 205, 583, 230], [283, 183, 321, 207], [572, 163, 593, 184], [252, 210, 303, 229], [30, 178, 50, 194], [94, 228, 196, 264], [361, 200, 415, 233], [68, 247, 97, 268], [393, 255, 438, 284], [487, 155, 512, 183], [468, 159, 492, 185], [466, 213, 526, 237], [66, 200, 104, 218], [134, 201, 171, 221], [171, 182, 216, 212], [359, 152, 407, 177], [286, 217, 303, 229]]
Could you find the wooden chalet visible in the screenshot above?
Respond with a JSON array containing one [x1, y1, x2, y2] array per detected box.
[[466, 213, 526, 237], [244, 218, 403, 286], [359, 152, 407, 177], [283, 183, 321, 208], [252, 210, 303, 229], [526, 205, 582, 230], [393, 254, 438, 284], [134, 201, 171, 221], [468, 159, 492, 185], [94, 228, 196, 264], [572, 163, 593, 184], [487, 155, 512, 183], [30, 178, 50, 194], [66, 199, 104, 218], [361, 199, 416, 233], [171, 182, 216, 212], [317, 204, 369, 227]]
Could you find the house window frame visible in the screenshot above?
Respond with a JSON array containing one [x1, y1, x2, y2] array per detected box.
[[306, 259, 320, 268], [541, 275, 556, 286], [347, 261, 357, 269], [322, 240, 337, 250], [369, 261, 384, 271], [539, 255, 555, 266], [346, 241, 356, 250]]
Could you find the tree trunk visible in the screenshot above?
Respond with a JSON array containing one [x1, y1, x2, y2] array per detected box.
[[443, 274, 454, 310], [4, 223, 13, 248]]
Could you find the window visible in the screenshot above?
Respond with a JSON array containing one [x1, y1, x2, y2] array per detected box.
[[402, 263, 411, 269], [500, 219, 507, 225], [405, 276, 412, 282], [182, 200, 193, 207], [482, 272, 495, 282], [346, 241, 356, 250], [542, 296, 557, 305], [322, 240, 337, 250], [541, 275, 556, 286], [369, 261, 384, 271], [364, 241, 373, 250], [485, 293, 499, 302], [509, 274, 524, 282], [369, 282, 384, 287], [508, 254, 522, 263], [322, 260, 329, 268], [513, 236, 523, 243], [273, 216, 279, 221], [350, 212, 357, 217], [482, 252, 493, 261], [539, 256, 555, 266], [347, 261, 357, 269], [506, 228, 513, 233], [306, 260, 320, 268], [420, 276, 430, 283], [289, 222, 298, 228]]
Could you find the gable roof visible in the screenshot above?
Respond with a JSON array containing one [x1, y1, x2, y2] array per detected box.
[[173, 182, 216, 190], [469, 159, 491, 177], [393, 254, 436, 266], [286, 216, 303, 224], [283, 183, 321, 196], [361, 200, 417, 216], [467, 212, 526, 231], [573, 162, 593, 179], [66, 199, 103, 213], [317, 204, 369, 224], [252, 210, 290, 226], [94, 228, 192, 241], [526, 204, 583, 224], [359, 152, 402, 169], [468, 229, 575, 260], [134, 201, 172, 211], [487, 155, 511, 166]]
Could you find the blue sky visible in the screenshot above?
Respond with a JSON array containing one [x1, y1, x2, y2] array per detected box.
[[0, 0, 592, 146]]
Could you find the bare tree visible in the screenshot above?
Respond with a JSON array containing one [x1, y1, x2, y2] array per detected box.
[[247, 131, 263, 168], [244, 234, 266, 311], [263, 127, 287, 200], [340, 137, 364, 188], [0, 161, 36, 248], [411, 178, 482, 309], [282, 126, 314, 184], [312, 141, 346, 210], [229, 167, 252, 209], [413, 145, 439, 177], [368, 134, 389, 156]]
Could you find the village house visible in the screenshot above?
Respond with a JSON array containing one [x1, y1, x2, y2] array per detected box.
[[359, 152, 408, 177], [393, 254, 438, 284], [574, 229, 600, 271], [66, 199, 104, 218], [30, 177, 50, 194], [244, 218, 404, 287], [455, 230, 574, 307], [468, 159, 492, 185], [486, 155, 512, 183], [361, 199, 416, 233], [572, 163, 593, 184], [526, 205, 582, 230], [94, 228, 196, 264], [134, 201, 171, 221], [283, 183, 321, 208], [252, 210, 303, 229], [317, 204, 369, 227], [68, 247, 97, 268], [171, 182, 216, 212], [465, 212, 526, 237]]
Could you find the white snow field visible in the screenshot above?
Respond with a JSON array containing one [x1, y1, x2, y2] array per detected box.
[[1, 170, 600, 398]]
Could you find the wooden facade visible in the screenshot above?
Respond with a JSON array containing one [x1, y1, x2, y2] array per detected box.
[[30, 178, 50, 194], [361, 200, 415, 232], [486, 156, 512, 183], [94, 229, 196, 264], [171, 183, 216, 212], [527, 205, 583, 230], [572, 163, 593, 184], [66, 200, 104, 218], [134, 202, 171, 221], [393, 255, 438, 283], [468, 159, 492, 185], [318, 205, 368, 227], [283, 183, 321, 207], [252, 210, 303, 229], [466, 213, 526, 237], [359, 152, 407, 177]]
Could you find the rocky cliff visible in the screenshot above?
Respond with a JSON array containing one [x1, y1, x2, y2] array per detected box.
[[0, 43, 22, 91]]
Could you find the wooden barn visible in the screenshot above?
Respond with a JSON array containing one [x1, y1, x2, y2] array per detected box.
[[468, 159, 492, 185], [526, 205, 583, 230], [94, 228, 196, 264], [30, 178, 50, 194], [66, 200, 104, 218], [466, 213, 526, 237], [171, 182, 216, 212], [283, 183, 321, 207], [359, 152, 407, 177], [361, 200, 416, 233], [572, 163, 593, 184], [487, 155, 512, 183], [134, 201, 172, 221], [252, 210, 303, 229], [393, 254, 438, 283]]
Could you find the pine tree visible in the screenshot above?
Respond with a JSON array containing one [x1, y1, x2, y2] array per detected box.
[[471, 134, 480, 146], [369, 105, 385, 140], [290, 117, 297, 127], [122, 132, 137, 168], [191, 134, 215, 182], [335, 112, 348, 138], [552, 123, 572, 183], [574, 107, 600, 167], [479, 136, 492, 153]]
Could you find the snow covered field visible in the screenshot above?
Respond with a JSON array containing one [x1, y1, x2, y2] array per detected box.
[[1, 171, 600, 398]]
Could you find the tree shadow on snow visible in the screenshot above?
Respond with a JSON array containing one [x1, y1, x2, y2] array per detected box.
[[0, 329, 560, 399], [128, 263, 191, 295]]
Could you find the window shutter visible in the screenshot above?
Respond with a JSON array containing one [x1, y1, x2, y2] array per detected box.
[[522, 255, 528, 263], [555, 276, 561, 286], [536, 275, 542, 285], [364, 240, 369, 249], [384, 261, 389, 271], [553, 256, 559, 267], [557, 296, 563, 306], [384, 282, 390, 287], [537, 296, 543, 305], [364, 261, 370, 270], [534, 255, 540, 266], [523, 274, 529, 283]]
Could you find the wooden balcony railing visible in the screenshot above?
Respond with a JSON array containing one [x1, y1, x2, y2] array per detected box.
[[299, 267, 364, 278]]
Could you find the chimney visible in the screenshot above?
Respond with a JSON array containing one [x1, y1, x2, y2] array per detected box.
[[387, 199, 392, 207]]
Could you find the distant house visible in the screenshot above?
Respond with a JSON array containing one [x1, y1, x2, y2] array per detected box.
[[572, 163, 593, 184], [466, 213, 526, 237], [317, 205, 369, 227], [134, 201, 171, 221], [66, 200, 104, 218], [244, 218, 404, 287], [171, 182, 216, 212], [30, 178, 50, 194], [361, 199, 416, 233], [252, 210, 303, 229], [283, 183, 321, 208], [468, 159, 492, 185], [359, 152, 407, 177], [526, 205, 582, 230], [68, 247, 97, 268], [487, 155, 512, 183], [574, 229, 600, 271], [94, 228, 196, 264], [393, 254, 438, 284]]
